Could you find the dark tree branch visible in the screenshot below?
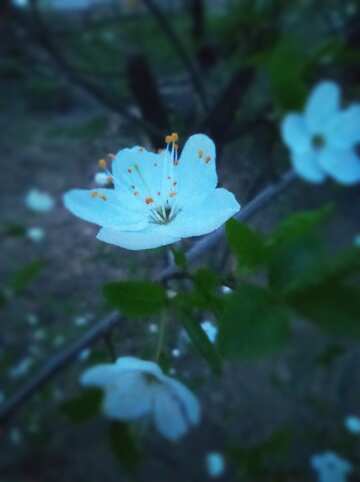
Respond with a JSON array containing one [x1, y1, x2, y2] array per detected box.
[[0, 169, 296, 424], [141, 0, 209, 111], [14, 0, 163, 139]]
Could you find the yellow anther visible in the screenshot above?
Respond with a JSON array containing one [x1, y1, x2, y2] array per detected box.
[[171, 132, 179, 142], [91, 191, 98, 198], [99, 194, 107, 201], [169, 191, 177, 197], [165, 132, 179, 144], [205, 155, 211, 164], [98, 159, 107, 169], [165, 135, 173, 144], [145, 197, 154, 205], [198, 149, 204, 158]]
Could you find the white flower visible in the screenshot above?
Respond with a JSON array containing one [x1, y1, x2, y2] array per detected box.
[[94, 172, 111, 186], [344, 415, 360, 435], [81, 356, 201, 441], [201, 320, 218, 343], [25, 189, 55, 212], [205, 452, 226, 478], [171, 348, 181, 358], [26, 227, 45, 243], [311, 452, 352, 482], [64, 133, 240, 250], [148, 322, 159, 334], [281, 81, 360, 185]]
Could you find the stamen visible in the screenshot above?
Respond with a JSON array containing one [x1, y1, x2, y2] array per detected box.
[[198, 149, 204, 158], [205, 155, 211, 163], [91, 191, 98, 198], [145, 197, 154, 205], [99, 194, 107, 201], [98, 159, 107, 169], [169, 191, 177, 197]]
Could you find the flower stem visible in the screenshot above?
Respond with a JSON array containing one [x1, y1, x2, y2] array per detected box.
[[155, 313, 167, 362]]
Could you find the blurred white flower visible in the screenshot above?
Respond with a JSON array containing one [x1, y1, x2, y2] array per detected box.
[[26, 227, 45, 243], [201, 320, 218, 344], [281, 81, 360, 184], [148, 323, 159, 334], [344, 415, 360, 435], [171, 348, 181, 358], [206, 451, 226, 478], [221, 285, 233, 295], [64, 133, 240, 250], [33, 329, 46, 341], [26, 313, 39, 326], [81, 356, 201, 441], [311, 451, 352, 482], [74, 315, 89, 327], [25, 189, 55, 212], [94, 172, 111, 186], [354, 235, 360, 247], [9, 357, 33, 379]]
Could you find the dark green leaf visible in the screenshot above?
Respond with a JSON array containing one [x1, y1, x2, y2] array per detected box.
[[103, 281, 167, 317], [218, 284, 290, 359], [60, 389, 102, 423], [10, 260, 45, 294], [171, 247, 187, 270], [288, 282, 360, 338], [226, 219, 268, 271], [192, 268, 224, 315], [1, 223, 26, 237], [109, 421, 140, 472]]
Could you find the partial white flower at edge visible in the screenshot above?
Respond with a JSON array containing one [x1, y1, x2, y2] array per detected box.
[[311, 452, 352, 482], [281, 81, 360, 185], [344, 415, 360, 435], [25, 189, 55, 213], [81, 356, 201, 441], [201, 320, 218, 343], [64, 133, 240, 250]]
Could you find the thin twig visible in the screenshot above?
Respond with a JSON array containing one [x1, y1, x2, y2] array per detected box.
[[0, 169, 296, 424], [141, 0, 209, 111]]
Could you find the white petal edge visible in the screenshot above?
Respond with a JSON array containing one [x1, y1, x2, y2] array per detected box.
[[318, 147, 360, 185], [281, 113, 310, 153], [326, 104, 360, 149], [291, 150, 326, 184], [305, 81, 341, 133], [81, 364, 120, 388], [153, 386, 189, 441], [97, 225, 181, 250], [164, 376, 201, 426]]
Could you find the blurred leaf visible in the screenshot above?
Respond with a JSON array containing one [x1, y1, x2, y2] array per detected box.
[[288, 282, 360, 338], [103, 281, 167, 317], [171, 247, 187, 270], [266, 36, 308, 109], [226, 219, 268, 271], [9, 260, 45, 294], [1, 223, 26, 237], [192, 268, 224, 315], [181, 311, 222, 375], [218, 284, 290, 359], [316, 343, 345, 367], [109, 421, 140, 473], [268, 205, 333, 248], [60, 389, 102, 424]]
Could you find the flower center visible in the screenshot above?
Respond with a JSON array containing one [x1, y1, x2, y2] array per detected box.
[[312, 133, 326, 150]]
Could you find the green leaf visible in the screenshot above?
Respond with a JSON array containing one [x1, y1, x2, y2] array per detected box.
[[268, 205, 333, 249], [218, 284, 290, 359], [171, 247, 187, 270], [9, 260, 45, 294], [226, 219, 268, 271], [287, 282, 360, 338], [192, 268, 224, 315], [60, 389, 102, 423], [1, 223, 26, 237], [103, 281, 167, 317], [109, 422, 140, 473], [266, 36, 308, 109], [181, 312, 222, 375]]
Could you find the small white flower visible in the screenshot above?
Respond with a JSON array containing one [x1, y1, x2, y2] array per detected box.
[[171, 348, 181, 358], [26, 227, 45, 243], [281, 81, 360, 185], [81, 356, 201, 441], [354, 235, 360, 247], [94, 172, 111, 186], [74, 315, 89, 327], [9, 357, 33, 379], [311, 452, 352, 482], [64, 133, 240, 250], [25, 189, 55, 212], [201, 320, 218, 344], [221, 285, 233, 295], [205, 452, 226, 478], [148, 323, 159, 334], [344, 415, 360, 435]]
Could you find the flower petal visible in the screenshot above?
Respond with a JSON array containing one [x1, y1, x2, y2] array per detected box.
[[318, 147, 360, 185], [80, 364, 119, 388], [63, 188, 146, 229], [170, 188, 240, 238], [175, 134, 217, 206], [164, 377, 201, 426], [102, 372, 152, 421], [290, 150, 326, 183], [97, 224, 180, 250], [114, 357, 164, 379], [326, 104, 360, 149], [281, 113, 311, 153], [305, 81, 341, 133], [153, 386, 189, 441]]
